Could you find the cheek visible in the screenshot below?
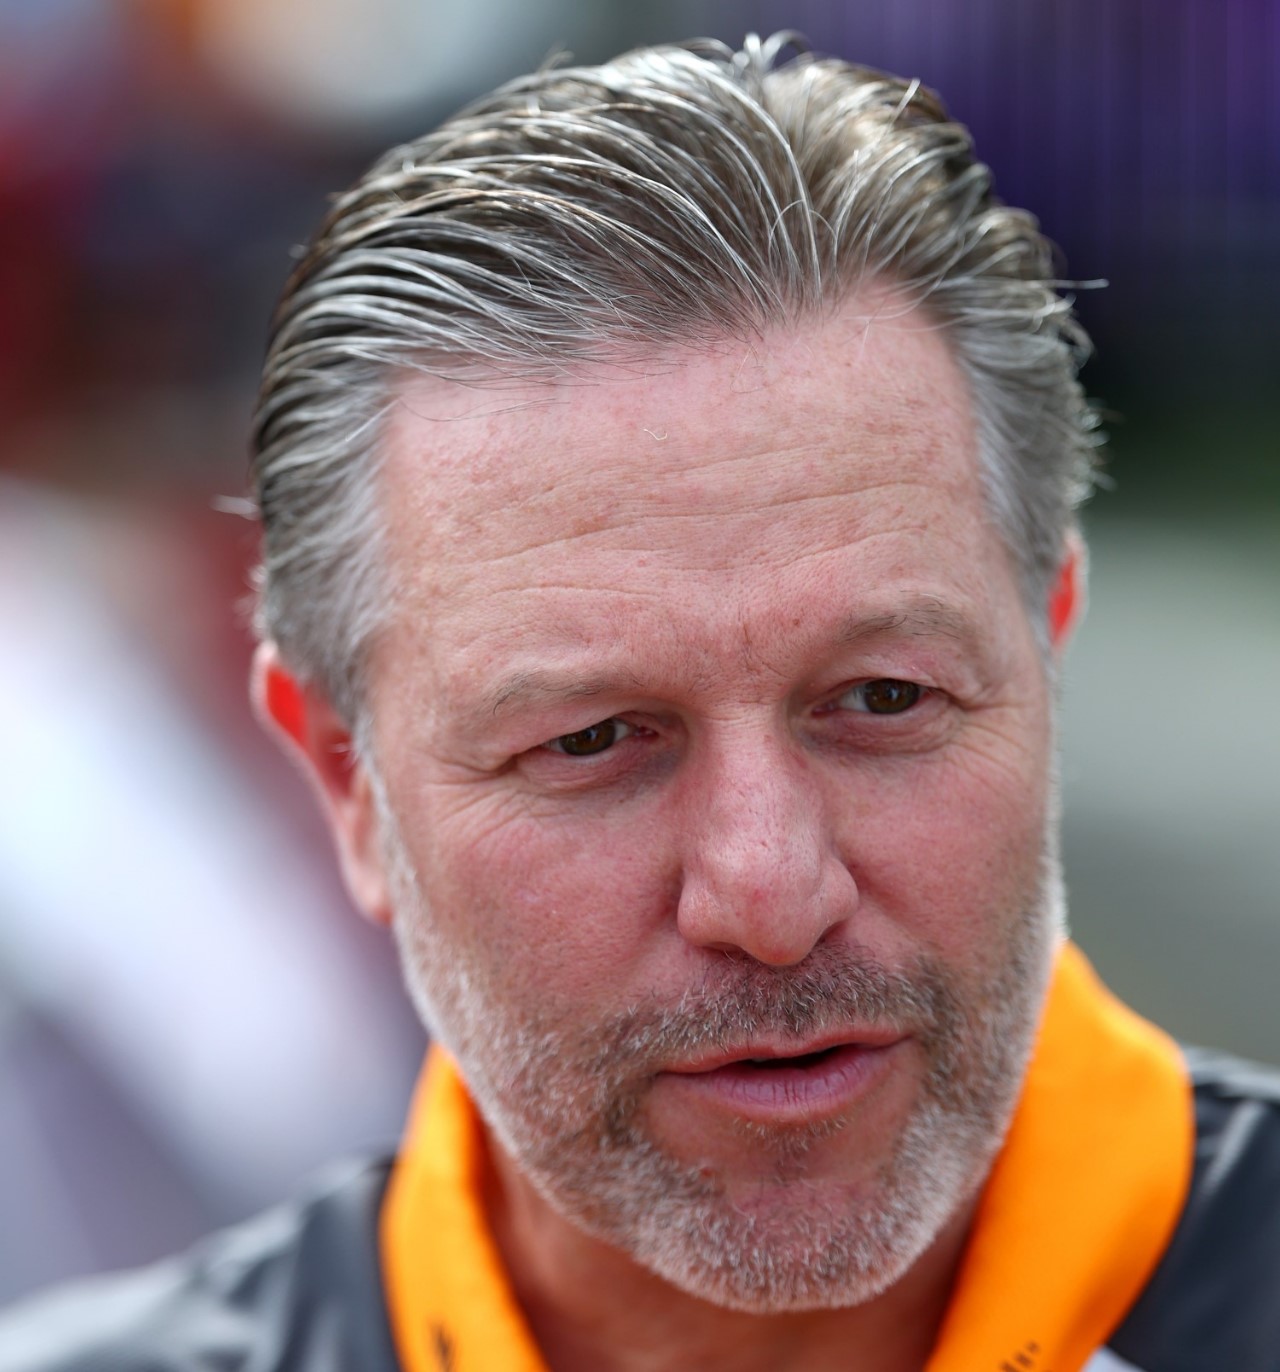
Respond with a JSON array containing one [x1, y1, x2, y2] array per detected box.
[[407, 798, 678, 1005], [839, 743, 1051, 962]]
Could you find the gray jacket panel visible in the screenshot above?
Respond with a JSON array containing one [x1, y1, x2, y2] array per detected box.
[[0, 1160, 400, 1372], [1105, 1048, 1280, 1371]]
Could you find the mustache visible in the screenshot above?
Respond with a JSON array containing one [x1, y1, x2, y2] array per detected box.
[[589, 943, 959, 1075]]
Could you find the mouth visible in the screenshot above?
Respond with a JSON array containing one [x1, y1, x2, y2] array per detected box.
[[667, 1027, 903, 1075], [658, 1034, 906, 1123]]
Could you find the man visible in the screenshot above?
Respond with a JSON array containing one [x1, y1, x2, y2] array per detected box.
[[2, 34, 1277, 1372]]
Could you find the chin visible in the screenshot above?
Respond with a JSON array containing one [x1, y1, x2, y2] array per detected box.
[[547, 1083, 994, 1314]]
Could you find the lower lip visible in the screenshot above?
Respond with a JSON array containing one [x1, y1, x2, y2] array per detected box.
[[658, 1041, 903, 1125]]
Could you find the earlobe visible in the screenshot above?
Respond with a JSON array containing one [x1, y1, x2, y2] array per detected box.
[[250, 643, 394, 927], [1047, 531, 1087, 653]]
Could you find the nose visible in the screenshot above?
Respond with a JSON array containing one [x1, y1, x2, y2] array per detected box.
[[675, 730, 858, 966]]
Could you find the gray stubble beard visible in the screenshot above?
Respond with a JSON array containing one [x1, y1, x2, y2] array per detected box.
[[385, 816, 1062, 1314]]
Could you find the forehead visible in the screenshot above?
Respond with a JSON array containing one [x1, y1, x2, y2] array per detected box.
[[375, 295, 1016, 701], [383, 298, 983, 546]]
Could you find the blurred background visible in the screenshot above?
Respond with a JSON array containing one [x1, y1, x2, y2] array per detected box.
[[1, 0, 1276, 1304]]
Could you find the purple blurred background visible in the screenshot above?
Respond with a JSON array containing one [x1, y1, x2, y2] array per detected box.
[[1, 0, 1276, 1302]]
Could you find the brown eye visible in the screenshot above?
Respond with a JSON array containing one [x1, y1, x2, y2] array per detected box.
[[548, 720, 626, 756], [844, 679, 922, 714]]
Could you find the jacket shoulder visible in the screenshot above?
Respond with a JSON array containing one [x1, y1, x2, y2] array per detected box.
[[0, 1159, 401, 1372], [1108, 1047, 1280, 1371]]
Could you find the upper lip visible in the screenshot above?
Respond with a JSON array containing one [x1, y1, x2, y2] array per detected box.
[[662, 1028, 906, 1075]]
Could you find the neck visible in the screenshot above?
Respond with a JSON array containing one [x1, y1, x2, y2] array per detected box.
[[483, 1131, 974, 1372]]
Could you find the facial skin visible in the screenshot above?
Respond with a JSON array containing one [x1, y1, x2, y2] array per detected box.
[[260, 292, 1076, 1364]]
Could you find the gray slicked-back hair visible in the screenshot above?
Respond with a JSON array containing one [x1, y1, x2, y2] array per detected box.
[[252, 34, 1099, 724]]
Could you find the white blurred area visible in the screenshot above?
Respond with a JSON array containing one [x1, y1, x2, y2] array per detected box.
[[196, 0, 588, 129], [0, 482, 411, 1191], [0, 480, 424, 1298]]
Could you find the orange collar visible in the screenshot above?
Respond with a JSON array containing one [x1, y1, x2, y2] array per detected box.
[[380, 945, 1193, 1372]]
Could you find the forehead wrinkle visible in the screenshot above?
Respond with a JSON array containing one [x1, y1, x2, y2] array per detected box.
[[463, 483, 944, 577]]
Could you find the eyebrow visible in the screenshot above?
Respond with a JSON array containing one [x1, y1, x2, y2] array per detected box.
[[476, 601, 988, 721], [833, 601, 982, 648], [483, 671, 623, 718]]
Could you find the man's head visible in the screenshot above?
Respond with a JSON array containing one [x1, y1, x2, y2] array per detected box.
[[252, 34, 1095, 727], [252, 36, 1090, 1316]]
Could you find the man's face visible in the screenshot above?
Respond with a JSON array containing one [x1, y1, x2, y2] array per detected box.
[[363, 296, 1062, 1310]]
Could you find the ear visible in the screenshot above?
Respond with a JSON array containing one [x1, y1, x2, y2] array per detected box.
[[1047, 530, 1087, 656], [251, 642, 393, 926]]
